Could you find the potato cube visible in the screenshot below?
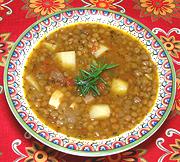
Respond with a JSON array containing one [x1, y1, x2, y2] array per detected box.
[[43, 42, 56, 51], [26, 75, 41, 91], [111, 79, 128, 95], [49, 90, 64, 109], [89, 104, 111, 120], [55, 51, 76, 70], [93, 45, 108, 58]]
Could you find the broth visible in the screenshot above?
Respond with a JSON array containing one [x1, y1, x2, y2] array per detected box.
[[23, 23, 158, 140]]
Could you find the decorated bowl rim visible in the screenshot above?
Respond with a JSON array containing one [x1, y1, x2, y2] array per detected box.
[[3, 7, 176, 157]]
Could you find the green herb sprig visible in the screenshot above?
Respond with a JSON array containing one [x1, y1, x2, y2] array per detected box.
[[75, 62, 119, 96]]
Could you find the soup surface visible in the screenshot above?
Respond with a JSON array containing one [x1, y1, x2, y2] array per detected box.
[[23, 23, 158, 140]]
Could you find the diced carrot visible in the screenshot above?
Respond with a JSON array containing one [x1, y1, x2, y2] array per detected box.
[[101, 72, 110, 80], [43, 60, 51, 65], [98, 82, 106, 92], [66, 78, 75, 86]]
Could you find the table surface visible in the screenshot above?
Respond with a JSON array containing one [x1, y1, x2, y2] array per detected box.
[[0, 0, 180, 162]]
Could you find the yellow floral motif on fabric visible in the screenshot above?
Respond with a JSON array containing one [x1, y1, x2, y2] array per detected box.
[[140, 0, 176, 16], [170, 139, 180, 161], [25, 142, 58, 162], [0, 33, 13, 67], [0, 0, 5, 10], [29, 0, 66, 16], [89, 0, 116, 9], [160, 35, 180, 58]]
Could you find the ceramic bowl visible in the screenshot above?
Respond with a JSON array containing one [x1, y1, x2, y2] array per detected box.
[[4, 8, 176, 157]]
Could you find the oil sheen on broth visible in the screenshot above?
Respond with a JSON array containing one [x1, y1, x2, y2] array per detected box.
[[23, 23, 158, 140]]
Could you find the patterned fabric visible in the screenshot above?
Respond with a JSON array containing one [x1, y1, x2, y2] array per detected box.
[[0, 0, 14, 21], [0, 33, 13, 66], [22, 0, 73, 18], [133, 0, 180, 23], [0, 0, 179, 162]]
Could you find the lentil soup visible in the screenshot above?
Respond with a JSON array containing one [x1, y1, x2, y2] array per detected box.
[[23, 23, 158, 140]]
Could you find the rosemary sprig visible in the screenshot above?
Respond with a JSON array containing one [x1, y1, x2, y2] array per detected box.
[[75, 62, 119, 96]]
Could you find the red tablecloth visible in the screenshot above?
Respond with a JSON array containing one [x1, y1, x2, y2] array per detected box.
[[0, 0, 180, 162]]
